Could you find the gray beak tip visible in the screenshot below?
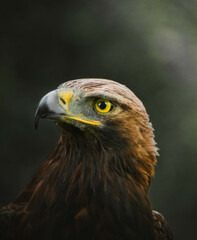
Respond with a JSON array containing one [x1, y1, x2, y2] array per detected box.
[[34, 90, 66, 130], [34, 108, 42, 130]]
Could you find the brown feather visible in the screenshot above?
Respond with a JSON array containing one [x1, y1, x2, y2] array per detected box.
[[153, 210, 173, 240]]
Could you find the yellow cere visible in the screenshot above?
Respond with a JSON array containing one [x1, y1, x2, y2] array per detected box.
[[95, 99, 112, 113], [58, 90, 73, 114]]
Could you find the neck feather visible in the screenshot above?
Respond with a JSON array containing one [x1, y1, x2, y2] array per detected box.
[[14, 129, 156, 239], [25, 129, 152, 213]]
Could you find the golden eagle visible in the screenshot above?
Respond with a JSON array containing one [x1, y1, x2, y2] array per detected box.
[[0, 79, 173, 240]]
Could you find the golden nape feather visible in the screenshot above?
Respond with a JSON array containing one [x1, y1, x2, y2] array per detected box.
[[0, 79, 173, 240]]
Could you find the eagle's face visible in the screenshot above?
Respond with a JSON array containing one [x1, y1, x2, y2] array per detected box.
[[35, 79, 157, 190], [55, 84, 123, 130], [35, 79, 145, 133]]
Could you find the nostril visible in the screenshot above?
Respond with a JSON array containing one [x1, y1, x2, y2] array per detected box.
[[60, 97, 66, 104]]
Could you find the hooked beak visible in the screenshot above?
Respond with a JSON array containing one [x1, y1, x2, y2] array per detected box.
[[35, 89, 101, 129], [34, 90, 70, 129]]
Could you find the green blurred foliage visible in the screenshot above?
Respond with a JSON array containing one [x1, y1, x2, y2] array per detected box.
[[0, 1, 197, 239]]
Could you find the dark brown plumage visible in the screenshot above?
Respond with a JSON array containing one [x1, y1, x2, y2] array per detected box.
[[0, 79, 173, 240]]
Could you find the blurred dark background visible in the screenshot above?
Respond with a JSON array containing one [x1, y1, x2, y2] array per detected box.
[[0, 1, 197, 239]]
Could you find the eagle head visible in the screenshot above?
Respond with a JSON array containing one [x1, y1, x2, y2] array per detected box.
[[35, 78, 158, 191]]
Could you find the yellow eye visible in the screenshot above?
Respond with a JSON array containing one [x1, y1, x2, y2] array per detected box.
[[95, 99, 113, 113]]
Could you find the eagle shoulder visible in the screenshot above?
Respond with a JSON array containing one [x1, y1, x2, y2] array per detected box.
[[152, 210, 173, 240]]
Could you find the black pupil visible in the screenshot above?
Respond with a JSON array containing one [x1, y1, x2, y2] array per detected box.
[[98, 101, 107, 110]]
